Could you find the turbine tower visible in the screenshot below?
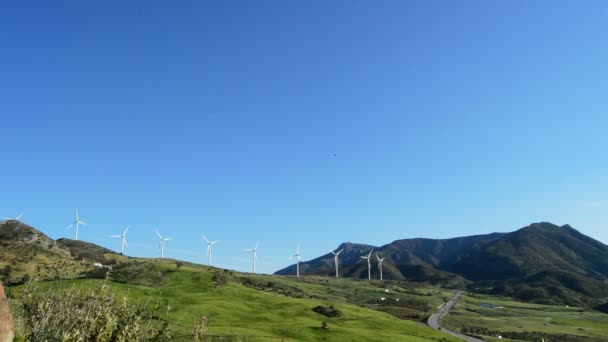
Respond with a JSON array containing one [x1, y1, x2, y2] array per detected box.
[[202, 235, 219, 266], [66, 209, 86, 240], [244, 243, 259, 273], [330, 249, 343, 278], [289, 243, 302, 278], [360, 249, 373, 280], [376, 253, 386, 280], [1, 212, 24, 221], [111, 226, 129, 255], [156, 230, 174, 258]]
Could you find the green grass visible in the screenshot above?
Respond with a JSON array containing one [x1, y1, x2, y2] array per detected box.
[[441, 292, 608, 341], [13, 255, 608, 341], [8, 259, 462, 341]]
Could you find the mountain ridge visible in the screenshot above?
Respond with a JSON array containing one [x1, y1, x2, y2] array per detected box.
[[276, 222, 608, 306]]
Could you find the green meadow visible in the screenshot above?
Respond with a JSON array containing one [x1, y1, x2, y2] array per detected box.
[[8, 258, 461, 341], [442, 292, 608, 342]]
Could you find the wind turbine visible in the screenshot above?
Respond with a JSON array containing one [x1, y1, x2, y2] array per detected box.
[[289, 243, 302, 278], [111, 226, 129, 255], [202, 235, 219, 266], [330, 249, 343, 278], [243, 243, 259, 273], [376, 253, 386, 280], [1, 212, 24, 221], [66, 209, 86, 240], [360, 249, 373, 280], [156, 230, 174, 258]]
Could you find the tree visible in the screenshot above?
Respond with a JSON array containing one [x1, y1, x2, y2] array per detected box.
[[1, 265, 12, 282]]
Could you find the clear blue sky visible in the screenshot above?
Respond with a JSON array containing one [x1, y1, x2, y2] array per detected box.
[[2, 1, 608, 274]]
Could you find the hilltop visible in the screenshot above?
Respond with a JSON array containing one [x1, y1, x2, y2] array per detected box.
[[277, 222, 608, 307], [0, 220, 96, 283]]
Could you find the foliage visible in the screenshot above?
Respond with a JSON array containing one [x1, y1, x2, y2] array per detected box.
[[16, 280, 175, 341], [312, 305, 343, 318]]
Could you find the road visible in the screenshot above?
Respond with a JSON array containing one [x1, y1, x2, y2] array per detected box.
[[427, 291, 485, 342]]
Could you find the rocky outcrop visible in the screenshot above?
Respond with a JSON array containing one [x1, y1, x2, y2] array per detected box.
[[0, 283, 13, 342]]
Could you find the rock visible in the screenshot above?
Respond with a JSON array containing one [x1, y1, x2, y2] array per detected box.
[[0, 283, 14, 342]]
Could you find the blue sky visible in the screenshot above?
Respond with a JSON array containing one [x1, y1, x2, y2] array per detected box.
[[2, 1, 608, 274]]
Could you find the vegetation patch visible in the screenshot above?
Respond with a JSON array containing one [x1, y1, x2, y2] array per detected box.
[[312, 305, 343, 318], [12, 281, 177, 341]]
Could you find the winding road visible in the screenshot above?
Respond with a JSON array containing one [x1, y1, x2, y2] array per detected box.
[[427, 291, 485, 342]]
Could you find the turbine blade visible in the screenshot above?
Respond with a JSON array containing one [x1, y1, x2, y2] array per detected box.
[[15, 213, 23, 220], [337, 249, 343, 255], [111, 235, 122, 238], [255, 242, 260, 250], [156, 231, 163, 239], [66, 224, 74, 229], [124, 226, 129, 235], [123, 238, 128, 247], [202, 235, 210, 243], [165, 237, 174, 241]]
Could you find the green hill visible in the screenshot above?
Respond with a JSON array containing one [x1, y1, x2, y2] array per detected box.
[[0, 220, 95, 283], [1, 220, 464, 341]]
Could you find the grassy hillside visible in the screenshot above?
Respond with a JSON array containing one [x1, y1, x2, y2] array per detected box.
[[0, 220, 94, 283], [8, 259, 462, 341]]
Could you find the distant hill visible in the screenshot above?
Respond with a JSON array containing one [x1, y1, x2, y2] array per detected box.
[[0, 220, 116, 283], [276, 222, 608, 306], [276, 233, 504, 287]]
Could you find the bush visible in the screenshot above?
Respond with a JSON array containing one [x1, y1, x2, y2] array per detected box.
[[312, 305, 343, 318], [16, 281, 175, 341]]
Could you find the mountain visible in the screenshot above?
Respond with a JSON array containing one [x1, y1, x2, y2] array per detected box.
[[276, 232, 505, 286], [276, 222, 608, 306], [0, 220, 117, 283]]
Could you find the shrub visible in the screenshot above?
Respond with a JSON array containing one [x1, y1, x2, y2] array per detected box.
[[16, 280, 175, 341], [312, 305, 343, 318]]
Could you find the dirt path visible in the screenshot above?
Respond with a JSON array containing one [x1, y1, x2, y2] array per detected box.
[[0, 283, 14, 342]]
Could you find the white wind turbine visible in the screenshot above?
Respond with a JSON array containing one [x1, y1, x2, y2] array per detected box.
[[330, 249, 343, 278], [202, 235, 219, 266], [111, 226, 129, 255], [376, 253, 386, 280], [330, 248, 344, 278], [243, 243, 259, 273], [1, 212, 24, 221], [66, 209, 86, 240], [360, 249, 373, 280], [156, 230, 174, 258], [289, 243, 302, 278]]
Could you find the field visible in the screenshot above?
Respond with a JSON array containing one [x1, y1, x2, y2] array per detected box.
[[442, 292, 608, 342], [7, 258, 461, 341]]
